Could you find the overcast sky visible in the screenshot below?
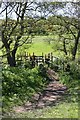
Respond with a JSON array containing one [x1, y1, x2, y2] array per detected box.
[[0, 0, 79, 2], [37, 0, 78, 2], [0, 0, 78, 20]]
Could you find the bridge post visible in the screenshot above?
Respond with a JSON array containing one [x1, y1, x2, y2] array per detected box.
[[51, 52, 53, 62], [32, 52, 35, 68], [51, 52, 53, 68], [42, 52, 44, 63]]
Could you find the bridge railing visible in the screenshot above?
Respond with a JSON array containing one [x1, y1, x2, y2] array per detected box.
[[16, 52, 64, 70], [1, 52, 65, 70]]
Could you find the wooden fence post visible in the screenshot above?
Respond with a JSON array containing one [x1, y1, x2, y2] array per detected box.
[[51, 52, 53, 62], [48, 53, 50, 59], [32, 52, 35, 67], [42, 52, 44, 63], [45, 54, 46, 62]]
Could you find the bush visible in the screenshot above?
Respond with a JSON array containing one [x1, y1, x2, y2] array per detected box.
[[50, 58, 63, 71], [69, 62, 80, 79], [2, 66, 48, 108], [38, 64, 47, 76], [24, 61, 32, 68], [59, 61, 80, 94], [59, 71, 72, 85]]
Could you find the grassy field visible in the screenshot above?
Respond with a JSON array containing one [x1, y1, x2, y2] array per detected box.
[[17, 35, 63, 57]]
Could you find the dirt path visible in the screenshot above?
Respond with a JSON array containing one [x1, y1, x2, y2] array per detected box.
[[13, 70, 67, 113]]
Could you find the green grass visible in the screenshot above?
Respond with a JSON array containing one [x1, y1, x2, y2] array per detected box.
[[7, 100, 78, 118], [17, 35, 66, 58], [27, 42, 53, 55], [17, 36, 55, 56]]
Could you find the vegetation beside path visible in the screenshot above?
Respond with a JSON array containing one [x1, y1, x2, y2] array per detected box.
[[1, 1, 80, 118], [2, 35, 80, 118], [2, 62, 79, 118], [11, 101, 78, 118]]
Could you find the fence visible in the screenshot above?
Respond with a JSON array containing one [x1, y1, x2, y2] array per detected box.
[[1, 52, 65, 71], [16, 52, 64, 69]]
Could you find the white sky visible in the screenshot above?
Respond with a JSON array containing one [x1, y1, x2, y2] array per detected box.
[[0, 0, 78, 20], [0, 0, 79, 2]]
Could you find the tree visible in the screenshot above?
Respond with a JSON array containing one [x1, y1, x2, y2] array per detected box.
[[47, 2, 80, 60], [1, 1, 79, 67], [0, 1, 66, 66], [62, 2, 80, 60], [1, 1, 46, 66], [62, 3, 80, 60], [0, 2, 29, 66]]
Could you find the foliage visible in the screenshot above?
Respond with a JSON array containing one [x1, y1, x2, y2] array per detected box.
[[2, 66, 48, 112], [2, 63, 79, 118], [38, 64, 48, 78], [1, 2, 80, 117], [59, 61, 80, 94], [24, 61, 32, 69]]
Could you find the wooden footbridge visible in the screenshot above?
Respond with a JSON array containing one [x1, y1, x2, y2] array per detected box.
[[16, 52, 64, 69]]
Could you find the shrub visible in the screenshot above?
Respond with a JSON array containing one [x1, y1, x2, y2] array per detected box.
[[38, 64, 47, 76], [2, 66, 48, 107], [69, 62, 80, 79], [24, 61, 32, 68], [59, 61, 80, 94], [59, 71, 72, 85]]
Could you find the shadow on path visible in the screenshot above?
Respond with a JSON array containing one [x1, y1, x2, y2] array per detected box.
[[13, 70, 67, 113]]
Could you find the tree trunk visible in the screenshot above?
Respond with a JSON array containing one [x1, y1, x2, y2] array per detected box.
[[63, 39, 67, 55], [7, 53, 16, 67], [72, 30, 80, 60]]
